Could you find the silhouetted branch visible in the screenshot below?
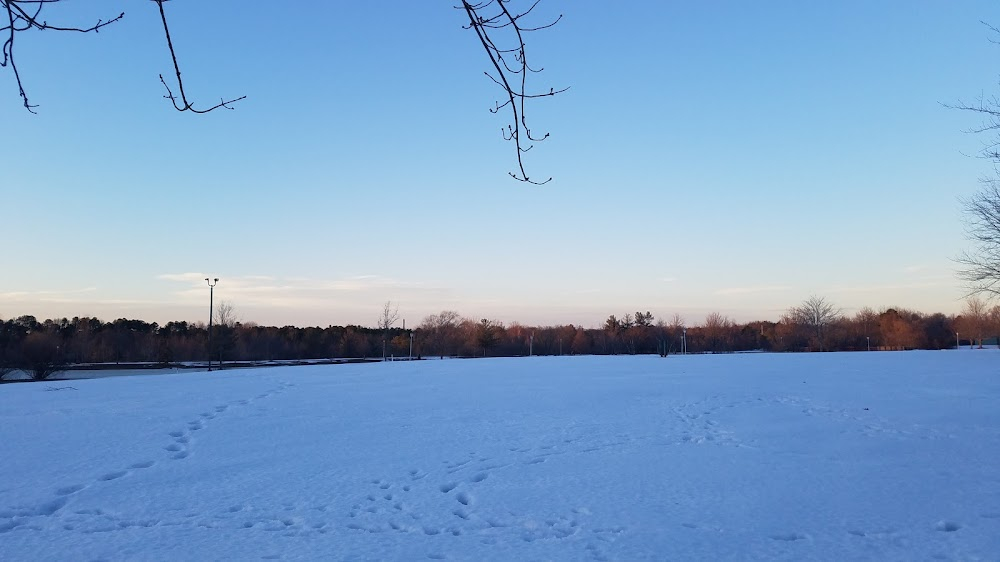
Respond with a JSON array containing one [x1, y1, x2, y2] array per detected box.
[[945, 22, 1000, 163], [953, 21, 1000, 298], [460, 0, 568, 184], [5, 1, 565, 180], [1, 0, 124, 112], [958, 177, 1000, 298], [153, 0, 244, 114], [1, 0, 243, 114]]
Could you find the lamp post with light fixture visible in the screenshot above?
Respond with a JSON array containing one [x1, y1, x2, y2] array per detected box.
[[206, 277, 218, 371]]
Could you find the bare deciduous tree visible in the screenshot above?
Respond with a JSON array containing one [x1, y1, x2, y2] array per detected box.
[[377, 301, 400, 333], [211, 300, 240, 367], [378, 301, 399, 360], [952, 23, 1000, 297], [948, 22, 1000, 163], [957, 178, 1000, 297], [788, 295, 841, 351], [956, 296, 989, 348], [420, 310, 462, 358], [3, 0, 565, 180], [214, 300, 239, 328], [701, 312, 732, 353]]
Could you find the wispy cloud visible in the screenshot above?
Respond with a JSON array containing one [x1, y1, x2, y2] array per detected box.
[[157, 272, 453, 309], [827, 281, 947, 294], [715, 285, 792, 296], [0, 287, 99, 303]]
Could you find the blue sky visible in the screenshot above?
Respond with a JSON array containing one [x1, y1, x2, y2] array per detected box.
[[2, 0, 998, 328]]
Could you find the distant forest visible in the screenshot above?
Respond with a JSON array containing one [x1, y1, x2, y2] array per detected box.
[[1, 298, 995, 381]]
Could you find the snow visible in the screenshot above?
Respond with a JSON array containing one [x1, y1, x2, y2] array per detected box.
[[1, 352, 998, 561]]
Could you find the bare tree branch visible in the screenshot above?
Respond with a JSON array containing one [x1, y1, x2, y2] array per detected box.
[[944, 22, 1000, 163], [957, 177, 1000, 299], [954, 22, 1000, 298], [1, 0, 124, 112], [4, 1, 567, 180], [460, 0, 568, 184], [152, 0, 244, 114], [1, 0, 244, 114]]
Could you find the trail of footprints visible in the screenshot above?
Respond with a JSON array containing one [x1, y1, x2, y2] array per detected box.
[[665, 391, 950, 449], [770, 394, 947, 441], [0, 381, 294, 536], [3, 383, 989, 560], [336, 393, 951, 560], [344, 440, 627, 560]]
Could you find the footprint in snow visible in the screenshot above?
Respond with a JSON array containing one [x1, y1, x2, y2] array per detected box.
[[99, 471, 127, 482], [55, 484, 85, 496], [935, 521, 961, 532], [770, 532, 808, 541]]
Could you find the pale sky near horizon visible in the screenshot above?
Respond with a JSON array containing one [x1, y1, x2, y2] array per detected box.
[[2, 1, 998, 329]]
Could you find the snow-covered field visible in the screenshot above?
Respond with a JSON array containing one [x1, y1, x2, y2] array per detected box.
[[1, 352, 998, 561]]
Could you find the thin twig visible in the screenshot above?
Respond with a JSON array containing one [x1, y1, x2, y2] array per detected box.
[[1, 0, 123, 111], [460, 0, 568, 184], [153, 0, 245, 113]]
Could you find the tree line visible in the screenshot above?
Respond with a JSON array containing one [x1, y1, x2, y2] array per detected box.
[[1, 296, 995, 381]]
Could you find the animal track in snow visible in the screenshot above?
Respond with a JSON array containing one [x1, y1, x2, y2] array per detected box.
[[55, 484, 85, 496], [771, 532, 809, 541], [445, 459, 472, 473], [771, 395, 945, 442], [98, 471, 127, 482], [848, 528, 897, 540], [0, 386, 301, 536], [343, 442, 607, 559], [935, 521, 961, 532]]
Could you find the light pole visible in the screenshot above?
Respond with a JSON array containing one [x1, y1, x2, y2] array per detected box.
[[206, 277, 218, 371], [529, 332, 534, 356], [866, 336, 870, 352], [956, 332, 960, 351], [682, 328, 687, 355], [409, 331, 414, 360]]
